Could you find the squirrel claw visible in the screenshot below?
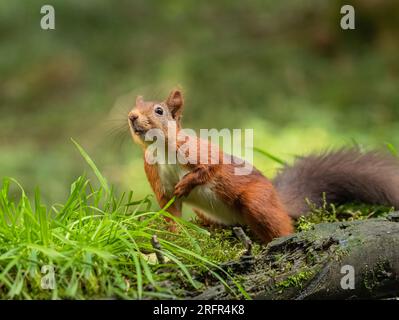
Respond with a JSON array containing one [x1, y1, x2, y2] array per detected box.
[[173, 187, 187, 198], [173, 182, 191, 198]]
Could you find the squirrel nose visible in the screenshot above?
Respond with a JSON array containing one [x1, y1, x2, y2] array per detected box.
[[129, 112, 139, 122]]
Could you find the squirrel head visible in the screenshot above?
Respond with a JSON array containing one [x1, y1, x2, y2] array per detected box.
[[128, 88, 184, 147]]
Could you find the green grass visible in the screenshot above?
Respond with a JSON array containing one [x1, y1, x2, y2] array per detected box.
[[0, 141, 252, 300], [0, 142, 395, 299]]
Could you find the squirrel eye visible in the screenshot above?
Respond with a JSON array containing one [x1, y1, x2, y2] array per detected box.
[[154, 105, 164, 116]]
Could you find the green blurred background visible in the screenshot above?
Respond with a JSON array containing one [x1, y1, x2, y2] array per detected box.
[[1, 0, 399, 206]]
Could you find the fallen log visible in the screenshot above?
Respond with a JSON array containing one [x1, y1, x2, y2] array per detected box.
[[194, 213, 399, 299]]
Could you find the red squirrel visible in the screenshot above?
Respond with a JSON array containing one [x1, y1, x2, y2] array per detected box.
[[128, 88, 399, 243]]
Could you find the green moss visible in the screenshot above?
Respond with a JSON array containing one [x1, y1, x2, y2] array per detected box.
[[170, 221, 262, 264], [276, 270, 315, 289], [296, 216, 315, 232], [295, 193, 394, 232]]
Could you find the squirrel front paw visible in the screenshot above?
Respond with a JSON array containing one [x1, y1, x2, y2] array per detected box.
[[173, 179, 193, 198]]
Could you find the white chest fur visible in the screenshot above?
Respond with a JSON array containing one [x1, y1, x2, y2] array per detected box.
[[157, 163, 189, 194], [157, 164, 242, 225]]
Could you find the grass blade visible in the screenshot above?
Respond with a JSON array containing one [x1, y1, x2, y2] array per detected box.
[[253, 147, 286, 165], [71, 138, 110, 194]]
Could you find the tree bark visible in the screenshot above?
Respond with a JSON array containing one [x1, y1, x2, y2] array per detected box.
[[194, 214, 399, 299]]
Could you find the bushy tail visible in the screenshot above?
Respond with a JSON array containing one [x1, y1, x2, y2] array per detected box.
[[273, 149, 399, 218]]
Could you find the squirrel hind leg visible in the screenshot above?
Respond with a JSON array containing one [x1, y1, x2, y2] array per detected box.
[[239, 190, 293, 244], [242, 206, 293, 243], [193, 208, 224, 229]]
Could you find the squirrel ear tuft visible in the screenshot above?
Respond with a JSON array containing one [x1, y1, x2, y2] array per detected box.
[[166, 89, 184, 118], [136, 95, 144, 107]]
